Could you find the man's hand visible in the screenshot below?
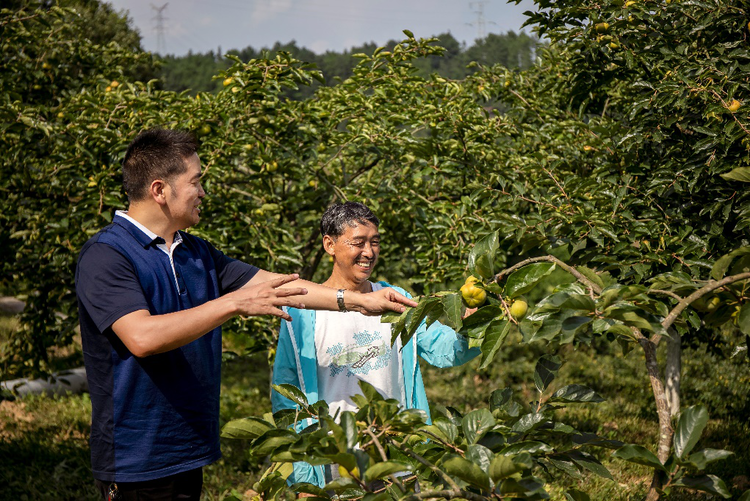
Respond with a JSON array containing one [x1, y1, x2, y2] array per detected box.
[[348, 287, 418, 315], [230, 273, 308, 321]]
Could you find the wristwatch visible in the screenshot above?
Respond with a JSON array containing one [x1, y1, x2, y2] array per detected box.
[[337, 289, 347, 312]]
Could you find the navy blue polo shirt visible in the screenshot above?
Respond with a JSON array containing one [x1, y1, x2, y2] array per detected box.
[[75, 213, 258, 482]]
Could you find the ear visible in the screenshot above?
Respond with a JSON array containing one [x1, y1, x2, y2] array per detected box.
[[323, 235, 336, 256], [149, 179, 168, 206]]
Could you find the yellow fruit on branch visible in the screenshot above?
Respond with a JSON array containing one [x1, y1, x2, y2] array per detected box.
[[465, 275, 481, 285], [223, 77, 234, 87], [110, 80, 119, 88], [595, 22, 610, 33], [727, 99, 742, 112], [509, 299, 528, 319], [460, 282, 487, 308], [692, 295, 720, 313]]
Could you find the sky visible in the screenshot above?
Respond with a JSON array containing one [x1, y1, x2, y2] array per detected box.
[[105, 0, 538, 56]]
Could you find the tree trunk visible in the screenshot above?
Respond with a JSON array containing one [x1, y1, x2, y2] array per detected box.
[[641, 338, 673, 501], [664, 330, 681, 417]]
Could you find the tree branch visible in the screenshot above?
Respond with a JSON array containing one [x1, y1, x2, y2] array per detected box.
[[493, 255, 603, 295], [400, 445, 462, 492], [403, 489, 488, 501], [363, 428, 406, 493], [656, 271, 750, 346]]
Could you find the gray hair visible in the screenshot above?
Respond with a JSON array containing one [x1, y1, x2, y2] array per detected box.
[[320, 202, 380, 238]]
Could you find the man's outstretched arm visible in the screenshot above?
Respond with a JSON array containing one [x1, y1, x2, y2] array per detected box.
[[245, 269, 417, 315], [112, 273, 307, 357]]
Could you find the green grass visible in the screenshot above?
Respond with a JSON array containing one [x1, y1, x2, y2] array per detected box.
[[1, 324, 748, 500]]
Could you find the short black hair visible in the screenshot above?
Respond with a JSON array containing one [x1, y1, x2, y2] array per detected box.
[[320, 202, 380, 238], [122, 128, 198, 202]]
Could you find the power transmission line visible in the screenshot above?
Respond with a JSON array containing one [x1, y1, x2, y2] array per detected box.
[[151, 3, 169, 54], [467, 1, 496, 40]]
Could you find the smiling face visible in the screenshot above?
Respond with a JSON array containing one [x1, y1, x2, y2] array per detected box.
[[324, 220, 381, 291], [164, 153, 205, 230]]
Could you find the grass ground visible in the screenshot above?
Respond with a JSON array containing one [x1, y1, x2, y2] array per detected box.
[[1, 318, 748, 500]]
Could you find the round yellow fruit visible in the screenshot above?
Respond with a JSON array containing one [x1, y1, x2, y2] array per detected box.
[[338, 465, 360, 479], [223, 77, 234, 87], [727, 99, 741, 112], [110, 80, 119, 88], [465, 275, 481, 285], [509, 300, 528, 319], [42, 62, 51, 70], [595, 22, 610, 33], [705, 295, 720, 313], [460, 282, 487, 308]]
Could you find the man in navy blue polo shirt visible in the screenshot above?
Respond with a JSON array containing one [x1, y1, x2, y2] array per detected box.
[[75, 129, 415, 501]]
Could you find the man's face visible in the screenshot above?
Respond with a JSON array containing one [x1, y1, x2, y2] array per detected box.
[[165, 153, 205, 230], [327, 221, 381, 285]]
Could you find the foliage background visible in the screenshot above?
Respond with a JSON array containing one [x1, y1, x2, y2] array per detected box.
[[1, 0, 750, 498]]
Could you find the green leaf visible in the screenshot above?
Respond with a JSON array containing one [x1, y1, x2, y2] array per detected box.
[[272, 384, 309, 408], [323, 476, 362, 494], [468, 231, 500, 280], [403, 29, 415, 38], [674, 405, 709, 459], [710, 246, 750, 280], [466, 444, 494, 472], [364, 460, 412, 480], [685, 448, 733, 470], [567, 450, 613, 480], [499, 441, 554, 455], [338, 411, 358, 450], [534, 355, 562, 392], [441, 454, 491, 491], [720, 167, 750, 182], [358, 380, 385, 402], [479, 319, 511, 370], [290, 482, 328, 497], [221, 417, 275, 440], [612, 445, 664, 471], [575, 266, 605, 290], [489, 452, 532, 482], [564, 489, 591, 501], [559, 295, 596, 311], [738, 303, 750, 336], [489, 387, 513, 411], [549, 384, 605, 403], [505, 263, 556, 298], [441, 293, 464, 331], [672, 474, 732, 498], [512, 412, 545, 433], [433, 418, 459, 444], [738, 489, 750, 501], [251, 429, 298, 456], [462, 408, 495, 444]]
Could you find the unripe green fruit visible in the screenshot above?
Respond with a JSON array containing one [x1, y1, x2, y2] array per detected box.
[[510, 300, 528, 319]]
